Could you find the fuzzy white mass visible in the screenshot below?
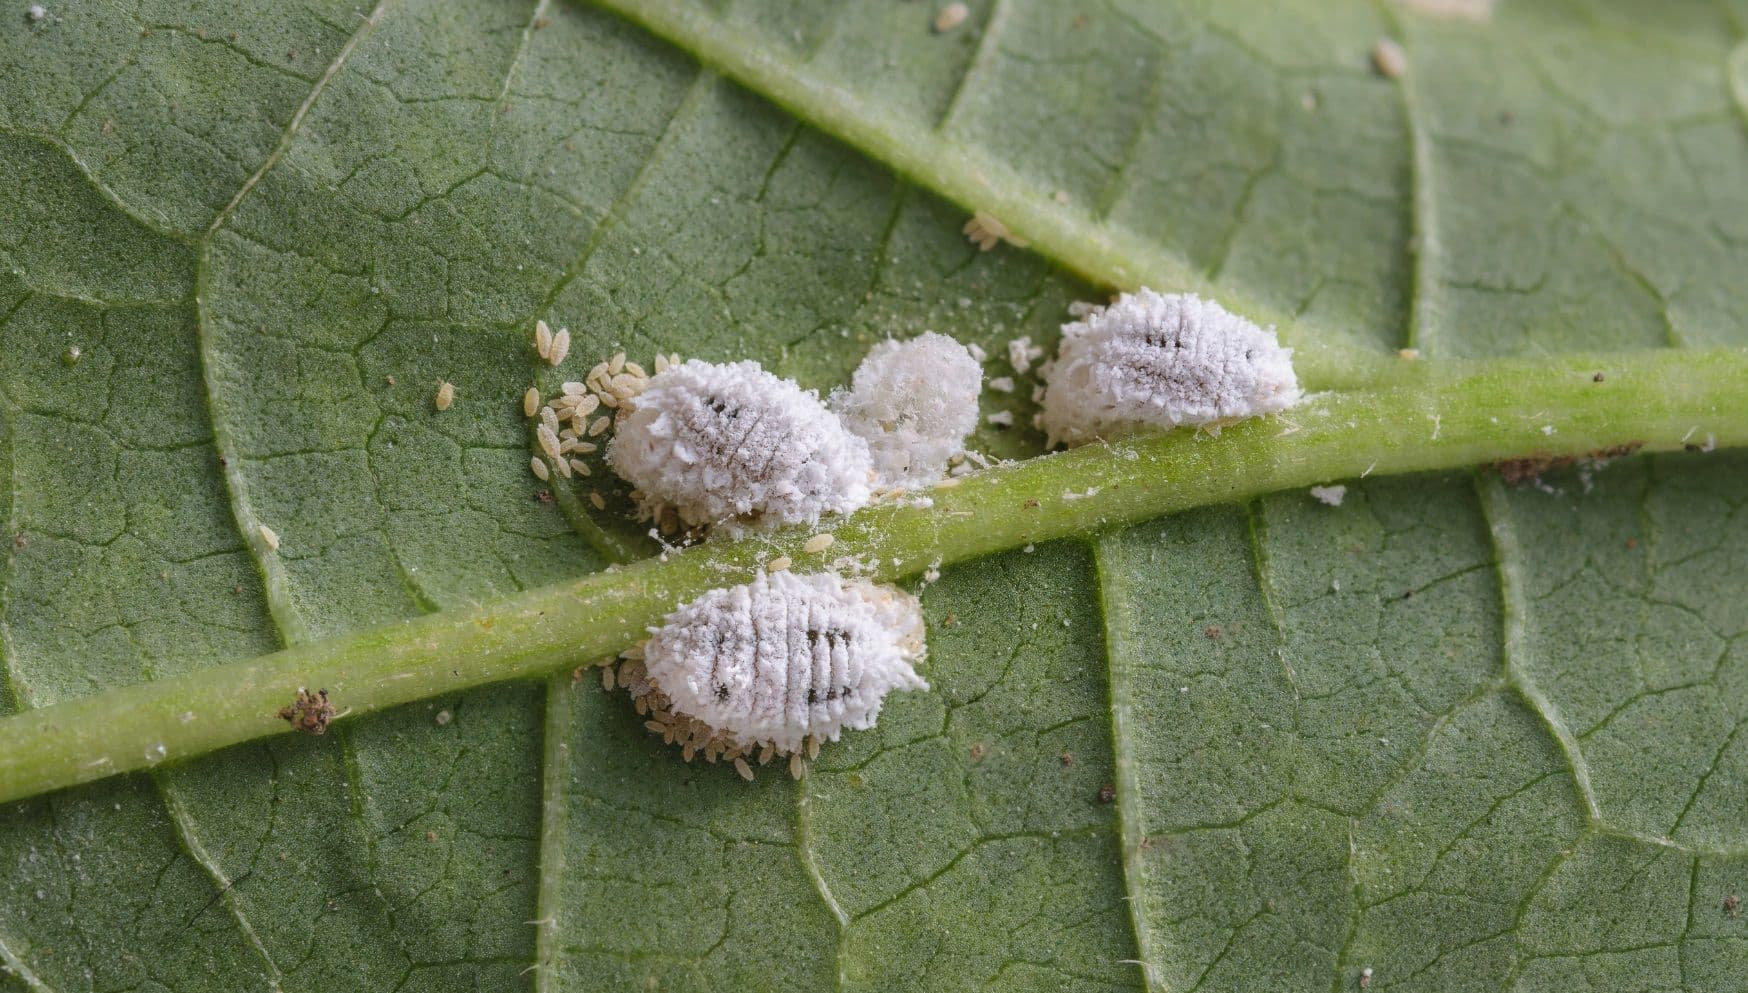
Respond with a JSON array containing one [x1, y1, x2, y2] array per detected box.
[[1038, 290, 1301, 446], [608, 359, 873, 529], [831, 332, 983, 488], [642, 571, 929, 753]]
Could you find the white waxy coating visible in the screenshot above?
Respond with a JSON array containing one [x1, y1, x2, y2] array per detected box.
[[830, 332, 982, 489], [1038, 289, 1300, 446], [641, 571, 928, 754], [608, 359, 873, 529]]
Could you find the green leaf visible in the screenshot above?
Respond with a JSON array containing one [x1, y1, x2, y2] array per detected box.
[[2, 3, 1746, 993]]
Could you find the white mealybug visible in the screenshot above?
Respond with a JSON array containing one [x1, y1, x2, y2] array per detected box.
[[636, 571, 928, 759], [608, 359, 873, 529], [830, 332, 982, 489], [1038, 289, 1300, 446]]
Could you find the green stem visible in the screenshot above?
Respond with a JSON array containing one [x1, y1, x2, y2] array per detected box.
[[1, 349, 1745, 804]]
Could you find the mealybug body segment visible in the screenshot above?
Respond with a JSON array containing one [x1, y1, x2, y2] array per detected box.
[[1039, 290, 1300, 446]]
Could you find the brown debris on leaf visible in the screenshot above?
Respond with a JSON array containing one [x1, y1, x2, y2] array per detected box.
[[1491, 442, 1643, 484], [277, 688, 336, 735]]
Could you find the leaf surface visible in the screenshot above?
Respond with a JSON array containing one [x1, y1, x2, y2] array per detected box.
[[2, 2, 1746, 991]]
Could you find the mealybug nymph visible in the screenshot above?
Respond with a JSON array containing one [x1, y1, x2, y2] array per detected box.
[[633, 571, 928, 759], [831, 332, 983, 489], [608, 359, 873, 529], [1038, 290, 1300, 446]]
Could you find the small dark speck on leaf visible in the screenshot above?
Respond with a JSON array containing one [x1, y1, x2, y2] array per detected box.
[[1498, 110, 1514, 125], [1096, 784, 1116, 804], [426, 830, 438, 843], [969, 742, 986, 760], [1626, 537, 1639, 550], [1060, 752, 1074, 767], [1022, 499, 1040, 510], [1725, 894, 1740, 918], [11, 532, 26, 550], [277, 688, 335, 735], [384, 375, 396, 386], [1685, 443, 1704, 452], [942, 612, 958, 626], [534, 489, 553, 503], [1592, 372, 1605, 382], [1204, 625, 1222, 639]]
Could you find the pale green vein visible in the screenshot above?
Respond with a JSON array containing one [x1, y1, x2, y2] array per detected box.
[[0, 934, 55, 993], [531, 672, 572, 993], [1089, 534, 1161, 993], [1727, 39, 1748, 130], [155, 775, 286, 992], [586, 0, 1403, 391], [935, 0, 1010, 132], [794, 772, 850, 991], [202, 0, 394, 241], [1385, 14, 1442, 355], [517, 69, 716, 332], [0, 386, 26, 714], [194, 0, 393, 646], [4, 347, 1748, 803], [1475, 473, 1604, 823]]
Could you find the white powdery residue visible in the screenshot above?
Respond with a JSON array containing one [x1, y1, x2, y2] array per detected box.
[[1309, 484, 1347, 507], [1062, 486, 1101, 501], [986, 411, 1014, 428], [1007, 336, 1042, 375], [831, 332, 983, 490], [608, 359, 873, 529], [1038, 289, 1301, 447], [641, 572, 929, 755], [966, 342, 988, 363], [988, 376, 1015, 393], [1541, 424, 1555, 436]]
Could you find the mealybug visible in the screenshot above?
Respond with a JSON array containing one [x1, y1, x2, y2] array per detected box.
[[632, 571, 928, 761], [1038, 290, 1300, 446], [608, 359, 873, 529]]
